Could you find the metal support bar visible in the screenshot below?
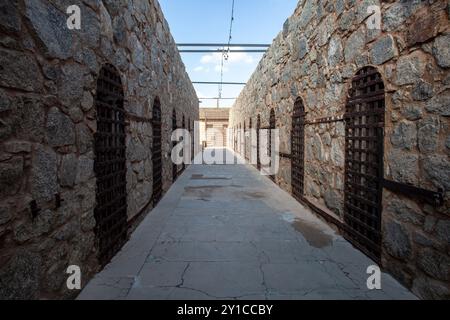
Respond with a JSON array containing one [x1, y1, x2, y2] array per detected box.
[[180, 49, 267, 53], [177, 43, 270, 47], [30, 200, 41, 219], [199, 97, 237, 100], [193, 82, 246, 85], [383, 179, 444, 207]]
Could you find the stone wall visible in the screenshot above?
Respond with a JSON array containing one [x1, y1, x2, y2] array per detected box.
[[0, 0, 198, 299], [230, 0, 450, 299]]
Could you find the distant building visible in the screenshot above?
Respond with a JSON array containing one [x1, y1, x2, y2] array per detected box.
[[199, 108, 230, 148]]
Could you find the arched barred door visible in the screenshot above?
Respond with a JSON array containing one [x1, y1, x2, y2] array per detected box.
[[249, 118, 253, 162], [344, 66, 385, 262], [172, 109, 178, 182], [257, 115, 261, 170], [269, 109, 276, 181], [152, 97, 162, 205], [244, 121, 247, 160], [94, 64, 128, 266], [182, 115, 186, 172], [292, 98, 306, 201]]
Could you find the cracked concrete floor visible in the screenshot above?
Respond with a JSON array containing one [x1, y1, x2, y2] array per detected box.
[[78, 148, 416, 300]]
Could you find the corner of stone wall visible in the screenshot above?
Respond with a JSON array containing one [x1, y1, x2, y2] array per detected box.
[[229, 0, 450, 299], [0, 0, 198, 299]]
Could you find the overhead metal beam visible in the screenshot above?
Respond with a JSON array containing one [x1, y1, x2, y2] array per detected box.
[[177, 43, 270, 47], [180, 49, 266, 53], [199, 98, 237, 100], [193, 82, 246, 85]]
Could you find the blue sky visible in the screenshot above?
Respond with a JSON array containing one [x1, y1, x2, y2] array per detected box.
[[159, 0, 298, 108]]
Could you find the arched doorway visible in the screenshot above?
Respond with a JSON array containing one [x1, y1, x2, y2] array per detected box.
[[244, 120, 247, 160], [257, 115, 261, 170], [239, 123, 242, 154], [172, 109, 178, 182], [152, 97, 162, 205], [249, 118, 253, 162], [292, 98, 305, 201], [189, 118, 194, 162], [233, 126, 238, 152], [182, 115, 186, 173], [269, 109, 276, 182], [344, 66, 385, 262], [94, 64, 128, 266]]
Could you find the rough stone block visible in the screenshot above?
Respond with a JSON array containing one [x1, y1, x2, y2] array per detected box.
[[426, 93, 450, 116], [24, 0, 73, 59], [344, 27, 366, 63], [383, 220, 412, 260], [0, 0, 21, 33], [0, 156, 24, 196], [388, 150, 419, 185], [423, 155, 450, 191], [370, 35, 397, 65], [391, 121, 417, 150], [432, 34, 450, 68], [418, 117, 440, 153], [60, 154, 78, 188], [46, 107, 76, 147], [417, 248, 450, 281], [31, 146, 57, 202], [0, 251, 42, 300], [0, 49, 42, 92]]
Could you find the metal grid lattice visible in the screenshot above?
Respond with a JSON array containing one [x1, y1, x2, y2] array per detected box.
[[152, 98, 163, 205], [94, 64, 128, 266], [257, 115, 261, 170], [344, 66, 385, 263], [292, 98, 306, 201], [269, 109, 276, 182], [172, 110, 178, 182]]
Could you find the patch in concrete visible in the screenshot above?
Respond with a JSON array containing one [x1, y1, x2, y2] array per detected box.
[[291, 219, 333, 249], [235, 191, 266, 199], [191, 174, 231, 180], [184, 186, 224, 201], [281, 212, 333, 248]]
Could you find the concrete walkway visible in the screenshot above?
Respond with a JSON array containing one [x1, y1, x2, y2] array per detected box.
[[79, 148, 416, 300]]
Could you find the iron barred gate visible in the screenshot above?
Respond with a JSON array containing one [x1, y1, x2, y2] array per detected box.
[[244, 121, 248, 160], [182, 115, 186, 173], [269, 109, 276, 181], [172, 109, 178, 182], [152, 98, 163, 205], [257, 115, 261, 170], [93, 64, 128, 266], [292, 98, 306, 201], [249, 118, 253, 162], [344, 66, 385, 262]]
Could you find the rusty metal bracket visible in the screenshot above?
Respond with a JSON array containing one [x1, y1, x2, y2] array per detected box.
[[383, 179, 444, 207], [30, 200, 41, 219], [55, 193, 64, 209], [305, 115, 344, 125]]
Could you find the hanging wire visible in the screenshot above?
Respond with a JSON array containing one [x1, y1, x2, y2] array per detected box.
[[218, 0, 236, 107]]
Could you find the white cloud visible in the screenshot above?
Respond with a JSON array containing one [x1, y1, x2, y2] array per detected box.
[[193, 66, 211, 73], [200, 48, 254, 65]]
